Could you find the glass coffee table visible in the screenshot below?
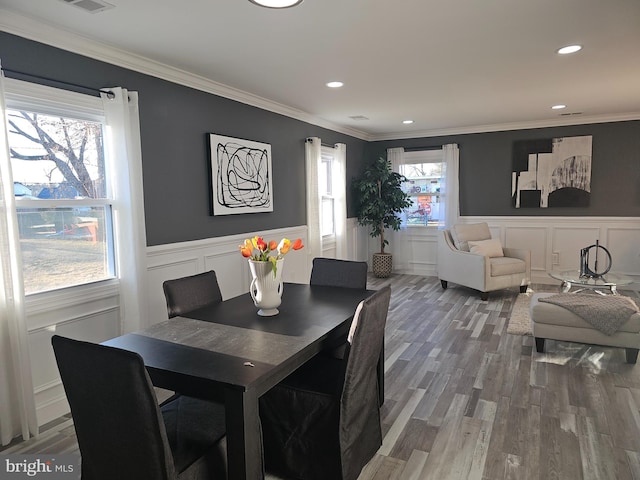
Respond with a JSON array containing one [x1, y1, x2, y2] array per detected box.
[[549, 270, 634, 295]]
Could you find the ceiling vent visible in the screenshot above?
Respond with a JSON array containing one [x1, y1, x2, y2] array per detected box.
[[59, 0, 115, 13], [349, 115, 369, 121]]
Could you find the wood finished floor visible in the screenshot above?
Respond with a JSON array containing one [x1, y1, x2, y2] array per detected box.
[[3, 274, 639, 480]]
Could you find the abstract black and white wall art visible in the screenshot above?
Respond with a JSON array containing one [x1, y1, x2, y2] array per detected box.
[[209, 133, 273, 215], [512, 135, 592, 208]]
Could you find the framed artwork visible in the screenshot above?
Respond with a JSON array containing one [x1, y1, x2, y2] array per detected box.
[[208, 133, 273, 215], [512, 135, 592, 208]]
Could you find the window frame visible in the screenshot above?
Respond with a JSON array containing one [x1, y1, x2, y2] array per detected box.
[[5, 79, 118, 296], [400, 149, 445, 228]]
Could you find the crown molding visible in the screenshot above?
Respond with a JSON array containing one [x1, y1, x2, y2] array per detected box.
[[369, 112, 640, 141], [0, 9, 370, 141]]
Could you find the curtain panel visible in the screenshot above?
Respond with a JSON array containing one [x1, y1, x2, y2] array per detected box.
[[305, 137, 322, 265], [0, 62, 38, 446], [101, 88, 149, 333], [333, 143, 347, 259], [442, 143, 460, 228]]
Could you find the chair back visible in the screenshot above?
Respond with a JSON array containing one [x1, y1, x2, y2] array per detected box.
[[163, 270, 223, 318], [52, 335, 176, 480], [310, 257, 368, 289], [339, 286, 391, 480]]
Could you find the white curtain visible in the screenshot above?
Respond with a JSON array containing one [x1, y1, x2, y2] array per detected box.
[[333, 143, 347, 259], [441, 143, 460, 228], [101, 88, 148, 333], [386, 147, 407, 266], [388, 147, 404, 175], [0, 63, 38, 446], [387, 147, 406, 229], [305, 137, 322, 267]]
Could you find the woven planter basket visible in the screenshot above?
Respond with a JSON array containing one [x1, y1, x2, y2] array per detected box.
[[372, 253, 393, 278]]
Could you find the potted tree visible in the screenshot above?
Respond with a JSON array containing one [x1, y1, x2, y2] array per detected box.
[[353, 156, 411, 277]]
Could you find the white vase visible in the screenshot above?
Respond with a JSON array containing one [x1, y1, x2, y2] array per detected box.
[[249, 258, 284, 316]]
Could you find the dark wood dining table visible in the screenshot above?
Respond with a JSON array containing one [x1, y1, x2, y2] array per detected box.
[[102, 282, 373, 480]]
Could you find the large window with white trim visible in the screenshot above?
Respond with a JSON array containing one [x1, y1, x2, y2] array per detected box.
[[5, 83, 115, 295], [399, 149, 445, 227]]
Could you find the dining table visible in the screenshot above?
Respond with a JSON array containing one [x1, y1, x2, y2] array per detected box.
[[102, 282, 374, 480]]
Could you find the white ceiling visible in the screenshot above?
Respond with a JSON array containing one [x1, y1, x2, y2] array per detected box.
[[1, 0, 639, 140]]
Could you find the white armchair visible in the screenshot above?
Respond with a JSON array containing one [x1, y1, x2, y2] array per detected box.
[[437, 223, 530, 301]]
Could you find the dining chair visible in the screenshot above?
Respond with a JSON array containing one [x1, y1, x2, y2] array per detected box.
[[259, 285, 391, 480], [310, 257, 385, 405], [51, 335, 227, 480], [309, 257, 368, 289], [163, 270, 223, 318]]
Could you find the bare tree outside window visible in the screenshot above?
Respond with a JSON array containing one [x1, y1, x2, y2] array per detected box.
[[8, 110, 106, 198]]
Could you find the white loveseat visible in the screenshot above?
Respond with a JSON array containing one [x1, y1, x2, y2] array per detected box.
[[438, 222, 530, 301]]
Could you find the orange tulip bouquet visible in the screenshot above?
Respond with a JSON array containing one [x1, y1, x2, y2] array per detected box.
[[239, 236, 304, 276]]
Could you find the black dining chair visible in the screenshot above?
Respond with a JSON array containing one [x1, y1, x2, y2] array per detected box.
[[51, 335, 227, 480], [259, 286, 391, 480], [163, 270, 223, 318], [310, 257, 385, 405], [309, 257, 368, 289]]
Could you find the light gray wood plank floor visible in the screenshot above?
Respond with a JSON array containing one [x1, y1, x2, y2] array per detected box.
[[3, 274, 639, 480]]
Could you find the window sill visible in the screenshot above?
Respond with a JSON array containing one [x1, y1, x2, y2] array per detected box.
[[25, 278, 120, 316]]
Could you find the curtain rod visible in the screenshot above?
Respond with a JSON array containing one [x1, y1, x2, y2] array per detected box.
[[404, 145, 444, 152], [305, 138, 336, 148], [1, 67, 114, 98]]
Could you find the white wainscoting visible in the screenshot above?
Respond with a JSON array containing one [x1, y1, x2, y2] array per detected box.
[[370, 216, 640, 287], [26, 281, 121, 426]]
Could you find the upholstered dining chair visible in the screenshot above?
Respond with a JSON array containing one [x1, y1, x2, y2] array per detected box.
[[259, 286, 391, 480], [163, 270, 223, 318], [309, 257, 385, 405], [52, 335, 227, 480], [310, 257, 368, 289]]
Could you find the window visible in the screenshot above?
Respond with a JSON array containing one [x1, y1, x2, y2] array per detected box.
[[319, 147, 335, 237], [399, 149, 444, 227], [5, 83, 115, 295]]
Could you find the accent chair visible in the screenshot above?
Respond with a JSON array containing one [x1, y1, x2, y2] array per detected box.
[[438, 222, 530, 301]]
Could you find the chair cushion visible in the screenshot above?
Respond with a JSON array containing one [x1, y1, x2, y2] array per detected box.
[[451, 223, 491, 251], [489, 257, 526, 276], [469, 238, 504, 258]]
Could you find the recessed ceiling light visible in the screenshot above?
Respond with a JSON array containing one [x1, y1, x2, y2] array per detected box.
[[402, 120, 414, 124], [557, 45, 582, 55], [326, 81, 344, 88], [551, 104, 567, 110], [248, 0, 303, 8]]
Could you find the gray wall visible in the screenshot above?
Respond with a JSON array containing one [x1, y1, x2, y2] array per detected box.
[[0, 32, 368, 246], [367, 121, 640, 217], [2, 32, 639, 249]]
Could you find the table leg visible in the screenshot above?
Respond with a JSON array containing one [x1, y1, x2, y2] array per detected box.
[[224, 388, 264, 480]]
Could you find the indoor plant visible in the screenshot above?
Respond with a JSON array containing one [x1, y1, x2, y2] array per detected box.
[[352, 156, 411, 277]]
